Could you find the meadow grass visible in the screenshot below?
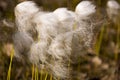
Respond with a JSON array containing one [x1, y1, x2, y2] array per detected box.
[[32, 64, 35, 80], [115, 21, 120, 60], [95, 24, 105, 56], [35, 67, 39, 80], [50, 74, 53, 80], [7, 46, 14, 80], [45, 72, 48, 80], [40, 69, 43, 80]]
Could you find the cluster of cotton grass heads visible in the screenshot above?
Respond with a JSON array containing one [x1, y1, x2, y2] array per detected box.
[[13, 0, 105, 79]]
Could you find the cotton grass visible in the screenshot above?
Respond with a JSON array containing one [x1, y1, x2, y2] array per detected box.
[[14, 1, 40, 32], [107, 0, 120, 23], [13, 0, 103, 79]]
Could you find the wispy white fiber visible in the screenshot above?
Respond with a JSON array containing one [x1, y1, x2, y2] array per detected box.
[[29, 41, 48, 65], [33, 12, 60, 40], [75, 1, 96, 19], [53, 8, 77, 32], [14, 1, 40, 32], [14, 1, 98, 79], [107, 0, 120, 9], [13, 31, 33, 59], [48, 61, 69, 79], [48, 32, 73, 60], [107, 0, 120, 23]]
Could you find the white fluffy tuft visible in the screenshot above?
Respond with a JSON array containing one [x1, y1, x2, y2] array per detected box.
[[53, 8, 77, 32], [13, 31, 33, 59], [75, 1, 96, 18], [48, 32, 73, 60], [107, 0, 120, 23], [33, 12, 60, 40], [53, 8, 75, 22], [15, 1, 40, 31], [14, 1, 99, 79], [107, 0, 120, 9]]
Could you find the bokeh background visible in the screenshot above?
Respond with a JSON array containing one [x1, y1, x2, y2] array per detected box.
[[0, 0, 120, 80]]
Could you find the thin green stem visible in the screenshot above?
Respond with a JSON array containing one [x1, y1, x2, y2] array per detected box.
[[115, 22, 120, 60], [32, 64, 35, 80], [44, 72, 48, 80], [95, 25, 105, 56], [40, 69, 43, 80], [50, 74, 53, 80], [35, 67, 39, 80], [7, 47, 14, 80]]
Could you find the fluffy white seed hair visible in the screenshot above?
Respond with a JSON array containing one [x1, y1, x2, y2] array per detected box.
[[107, 0, 120, 23], [53, 8, 77, 32], [15, 1, 40, 31], [48, 26, 94, 78], [29, 41, 48, 66], [48, 32, 73, 60], [13, 31, 33, 59], [48, 61, 69, 79], [107, 0, 120, 9], [75, 1, 96, 18], [74, 1, 96, 47], [53, 8, 75, 21], [33, 12, 60, 40], [14, 0, 98, 79]]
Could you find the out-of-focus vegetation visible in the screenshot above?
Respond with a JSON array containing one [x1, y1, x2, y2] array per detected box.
[[0, 0, 120, 80]]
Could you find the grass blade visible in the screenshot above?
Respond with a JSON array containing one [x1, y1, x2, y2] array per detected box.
[[7, 46, 14, 80]]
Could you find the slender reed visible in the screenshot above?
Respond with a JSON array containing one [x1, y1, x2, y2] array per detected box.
[[35, 67, 39, 80], [32, 64, 35, 80], [95, 24, 105, 56], [115, 21, 120, 60], [40, 69, 43, 80], [7, 47, 14, 80], [50, 74, 53, 80], [44, 72, 48, 80]]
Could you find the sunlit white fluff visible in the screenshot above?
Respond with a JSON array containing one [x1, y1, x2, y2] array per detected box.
[[48, 32, 73, 60], [53, 8, 76, 23], [75, 1, 96, 47], [75, 1, 96, 19], [14, 0, 98, 79], [107, 0, 120, 9], [29, 41, 47, 66], [48, 28, 92, 61], [32, 8, 77, 79], [33, 12, 60, 40], [13, 31, 33, 59], [48, 61, 69, 79], [15, 1, 40, 32], [53, 8, 75, 21], [53, 8, 77, 32], [107, 0, 120, 23]]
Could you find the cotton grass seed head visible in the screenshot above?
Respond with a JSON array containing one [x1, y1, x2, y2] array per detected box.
[[48, 32, 73, 60], [13, 0, 102, 79], [33, 12, 60, 40], [13, 31, 33, 60], [107, 0, 120, 9], [53, 8, 77, 32], [15, 1, 40, 31], [29, 41, 47, 65], [107, 0, 120, 23], [53, 8, 76, 22], [75, 1, 96, 19], [48, 61, 69, 79]]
